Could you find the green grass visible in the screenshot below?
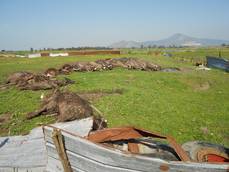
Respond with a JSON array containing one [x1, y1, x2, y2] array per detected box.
[[0, 48, 229, 147], [0, 55, 118, 82]]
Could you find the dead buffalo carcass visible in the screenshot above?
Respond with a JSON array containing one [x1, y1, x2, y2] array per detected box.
[[58, 64, 74, 74], [5, 72, 74, 91], [44, 68, 59, 77], [95, 59, 113, 70], [100, 57, 161, 71], [6, 71, 33, 85], [56, 57, 160, 75], [59, 62, 102, 74], [124, 58, 161, 71], [26, 90, 107, 129], [71, 61, 103, 72], [109, 57, 132, 68]]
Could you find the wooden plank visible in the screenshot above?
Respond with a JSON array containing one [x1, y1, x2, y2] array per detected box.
[[46, 155, 64, 172], [0, 167, 45, 172], [44, 126, 228, 172], [44, 127, 164, 172], [49, 117, 93, 138], [0, 168, 14, 172], [169, 162, 228, 172], [51, 129, 72, 172], [47, 143, 228, 172], [47, 144, 143, 172], [0, 137, 46, 168], [0, 118, 93, 169], [0, 127, 46, 169], [46, 156, 85, 172], [17, 168, 45, 172], [0, 118, 94, 171]]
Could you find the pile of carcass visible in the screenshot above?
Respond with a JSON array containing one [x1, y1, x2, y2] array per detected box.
[[51, 57, 161, 75], [3, 71, 74, 90]]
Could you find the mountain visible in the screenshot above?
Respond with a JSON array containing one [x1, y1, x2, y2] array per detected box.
[[110, 33, 229, 48], [143, 33, 202, 47]]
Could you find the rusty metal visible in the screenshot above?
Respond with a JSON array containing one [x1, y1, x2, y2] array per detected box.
[[207, 154, 228, 162], [127, 142, 139, 154], [166, 136, 191, 162], [87, 127, 191, 161], [160, 164, 169, 171], [44, 125, 191, 161], [197, 148, 229, 163], [87, 127, 143, 142]]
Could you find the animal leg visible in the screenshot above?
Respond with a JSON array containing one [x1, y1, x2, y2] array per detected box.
[[26, 107, 47, 119]]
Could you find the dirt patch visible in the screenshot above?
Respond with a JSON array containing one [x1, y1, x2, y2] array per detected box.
[[0, 113, 11, 125], [3, 72, 74, 91], [178, 67, 193, 73], [183, 79, 211, 91], [78, 89, 124, 102], [194, 82, 210, 91]]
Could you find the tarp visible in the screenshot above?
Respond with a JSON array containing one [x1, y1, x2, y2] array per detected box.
[[206, 56, 229, 72]]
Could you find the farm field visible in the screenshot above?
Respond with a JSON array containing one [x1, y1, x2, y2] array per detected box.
[[0, 47, 229, 147]]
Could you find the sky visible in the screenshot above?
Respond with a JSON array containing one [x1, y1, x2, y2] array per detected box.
[[0, 0, 229, 50]]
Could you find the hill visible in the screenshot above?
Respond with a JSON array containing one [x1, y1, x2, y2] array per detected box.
[[110, 33, 229, 48]]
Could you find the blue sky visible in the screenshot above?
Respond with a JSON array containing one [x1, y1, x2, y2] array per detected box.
[[0, 0, 229, 50]]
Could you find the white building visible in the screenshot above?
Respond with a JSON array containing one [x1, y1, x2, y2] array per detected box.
[[49, 53, 69, 57], [28, 53, 41, 58], [16, 55, 26, 58]]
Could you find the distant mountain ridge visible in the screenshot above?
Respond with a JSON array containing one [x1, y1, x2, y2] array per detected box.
[[110, 33, 229, 48]]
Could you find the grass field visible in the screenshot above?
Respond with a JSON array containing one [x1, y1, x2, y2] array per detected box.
[[0, 47, 229, 147]]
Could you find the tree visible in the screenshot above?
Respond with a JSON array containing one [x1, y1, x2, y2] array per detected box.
[[140, 44, 144, 49], [30, 47, 34, 52]]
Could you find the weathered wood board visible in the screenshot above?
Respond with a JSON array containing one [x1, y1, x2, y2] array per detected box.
[[0, 117, 93, 172], [44, 126, 229, 172]]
